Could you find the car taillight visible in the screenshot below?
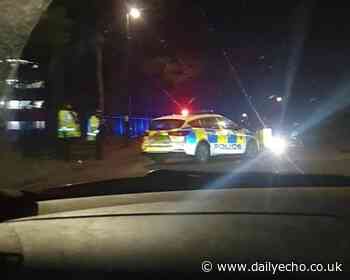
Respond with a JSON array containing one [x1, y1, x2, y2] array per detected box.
[[168, 130, 190, 136]]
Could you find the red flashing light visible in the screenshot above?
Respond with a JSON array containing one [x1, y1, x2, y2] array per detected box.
[[181, 108, 189, 116]]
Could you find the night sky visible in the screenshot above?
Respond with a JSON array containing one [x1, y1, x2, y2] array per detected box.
[[22, 0, 350, 129]]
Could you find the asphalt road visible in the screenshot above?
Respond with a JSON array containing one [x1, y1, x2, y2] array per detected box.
[[18, 142, 350, 192], [141, 150, 350, 176], [107, 142, 350, 178]]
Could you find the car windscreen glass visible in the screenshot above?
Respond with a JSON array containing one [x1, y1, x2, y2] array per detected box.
[[217, 117, 239, 130], [2, 0, 350, 196], [150, 119, 185, 130], [201, 118, 220, 129], [188, 119, 202, 128]]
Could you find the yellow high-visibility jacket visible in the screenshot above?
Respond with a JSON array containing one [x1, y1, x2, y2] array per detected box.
[[87, 115, 100, 141], [58, 110, 81, 138]]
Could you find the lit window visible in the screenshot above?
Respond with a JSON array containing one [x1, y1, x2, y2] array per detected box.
[[6, 100, 45, 109], [7, 100, 20, 109], [33, 121, 46, 129], [7, 121, 21, 130], [23, 81, 45, 89], [20, 101, 32, 109], [33, 100, 44, 109], [6, 79, 19, 86]]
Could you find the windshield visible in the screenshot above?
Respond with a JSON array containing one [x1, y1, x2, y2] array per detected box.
[[217, 117, 239, 130], [150, 119, 185, 130], [0, 0, 350, 191], [2, 0, 350, 275]]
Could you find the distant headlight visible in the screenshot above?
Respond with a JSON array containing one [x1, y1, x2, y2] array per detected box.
[[266, 136, 287, 156]]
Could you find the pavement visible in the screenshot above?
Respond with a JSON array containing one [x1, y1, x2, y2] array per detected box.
[[4, 139, 350, 192]]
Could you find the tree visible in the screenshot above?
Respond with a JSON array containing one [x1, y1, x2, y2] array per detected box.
[[28, 3, 75, 139], [143, 53, 203, 100], [139, 0, 207, 107]]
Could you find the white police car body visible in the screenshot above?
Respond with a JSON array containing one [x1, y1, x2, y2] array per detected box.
[[142, 113, 259, 162]]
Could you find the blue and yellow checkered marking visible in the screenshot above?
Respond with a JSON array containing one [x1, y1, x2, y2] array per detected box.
[[185, 129, 246, 145], [186, 132, 197, 144], [236, 134, 245, 145], [228, 135, 236, 143], [208, 134, 217, 143]]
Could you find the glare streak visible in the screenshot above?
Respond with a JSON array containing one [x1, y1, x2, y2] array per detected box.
[[205, 153, 266, 189], [295, 85, 350, 136], [285, 154, 305, 175], [280, 3, 311, 128], [223, 49, 266, 128]]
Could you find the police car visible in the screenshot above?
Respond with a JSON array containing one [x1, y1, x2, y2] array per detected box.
[[142, 113, 260, 162]]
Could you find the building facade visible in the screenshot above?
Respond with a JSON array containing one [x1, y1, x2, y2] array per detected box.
[[0, 59, 46, 139]]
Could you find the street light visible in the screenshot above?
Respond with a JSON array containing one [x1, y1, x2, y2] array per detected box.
[[125, 6, 142, 124], [128, 7, 141, 19], [127, 7, 142, 33], [241, 113, 248, 118], [276, 96, 283, 102]]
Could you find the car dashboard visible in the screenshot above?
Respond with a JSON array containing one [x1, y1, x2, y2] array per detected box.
[[1, 187, 350, 274]]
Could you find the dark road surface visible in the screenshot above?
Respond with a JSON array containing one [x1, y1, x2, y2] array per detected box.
[[110, 143, 350, 179], [142, 150, 350, 176], [14, 142, 350, 192]]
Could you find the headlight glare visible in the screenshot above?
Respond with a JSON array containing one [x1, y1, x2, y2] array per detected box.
[[266, 136, 287, 155]]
